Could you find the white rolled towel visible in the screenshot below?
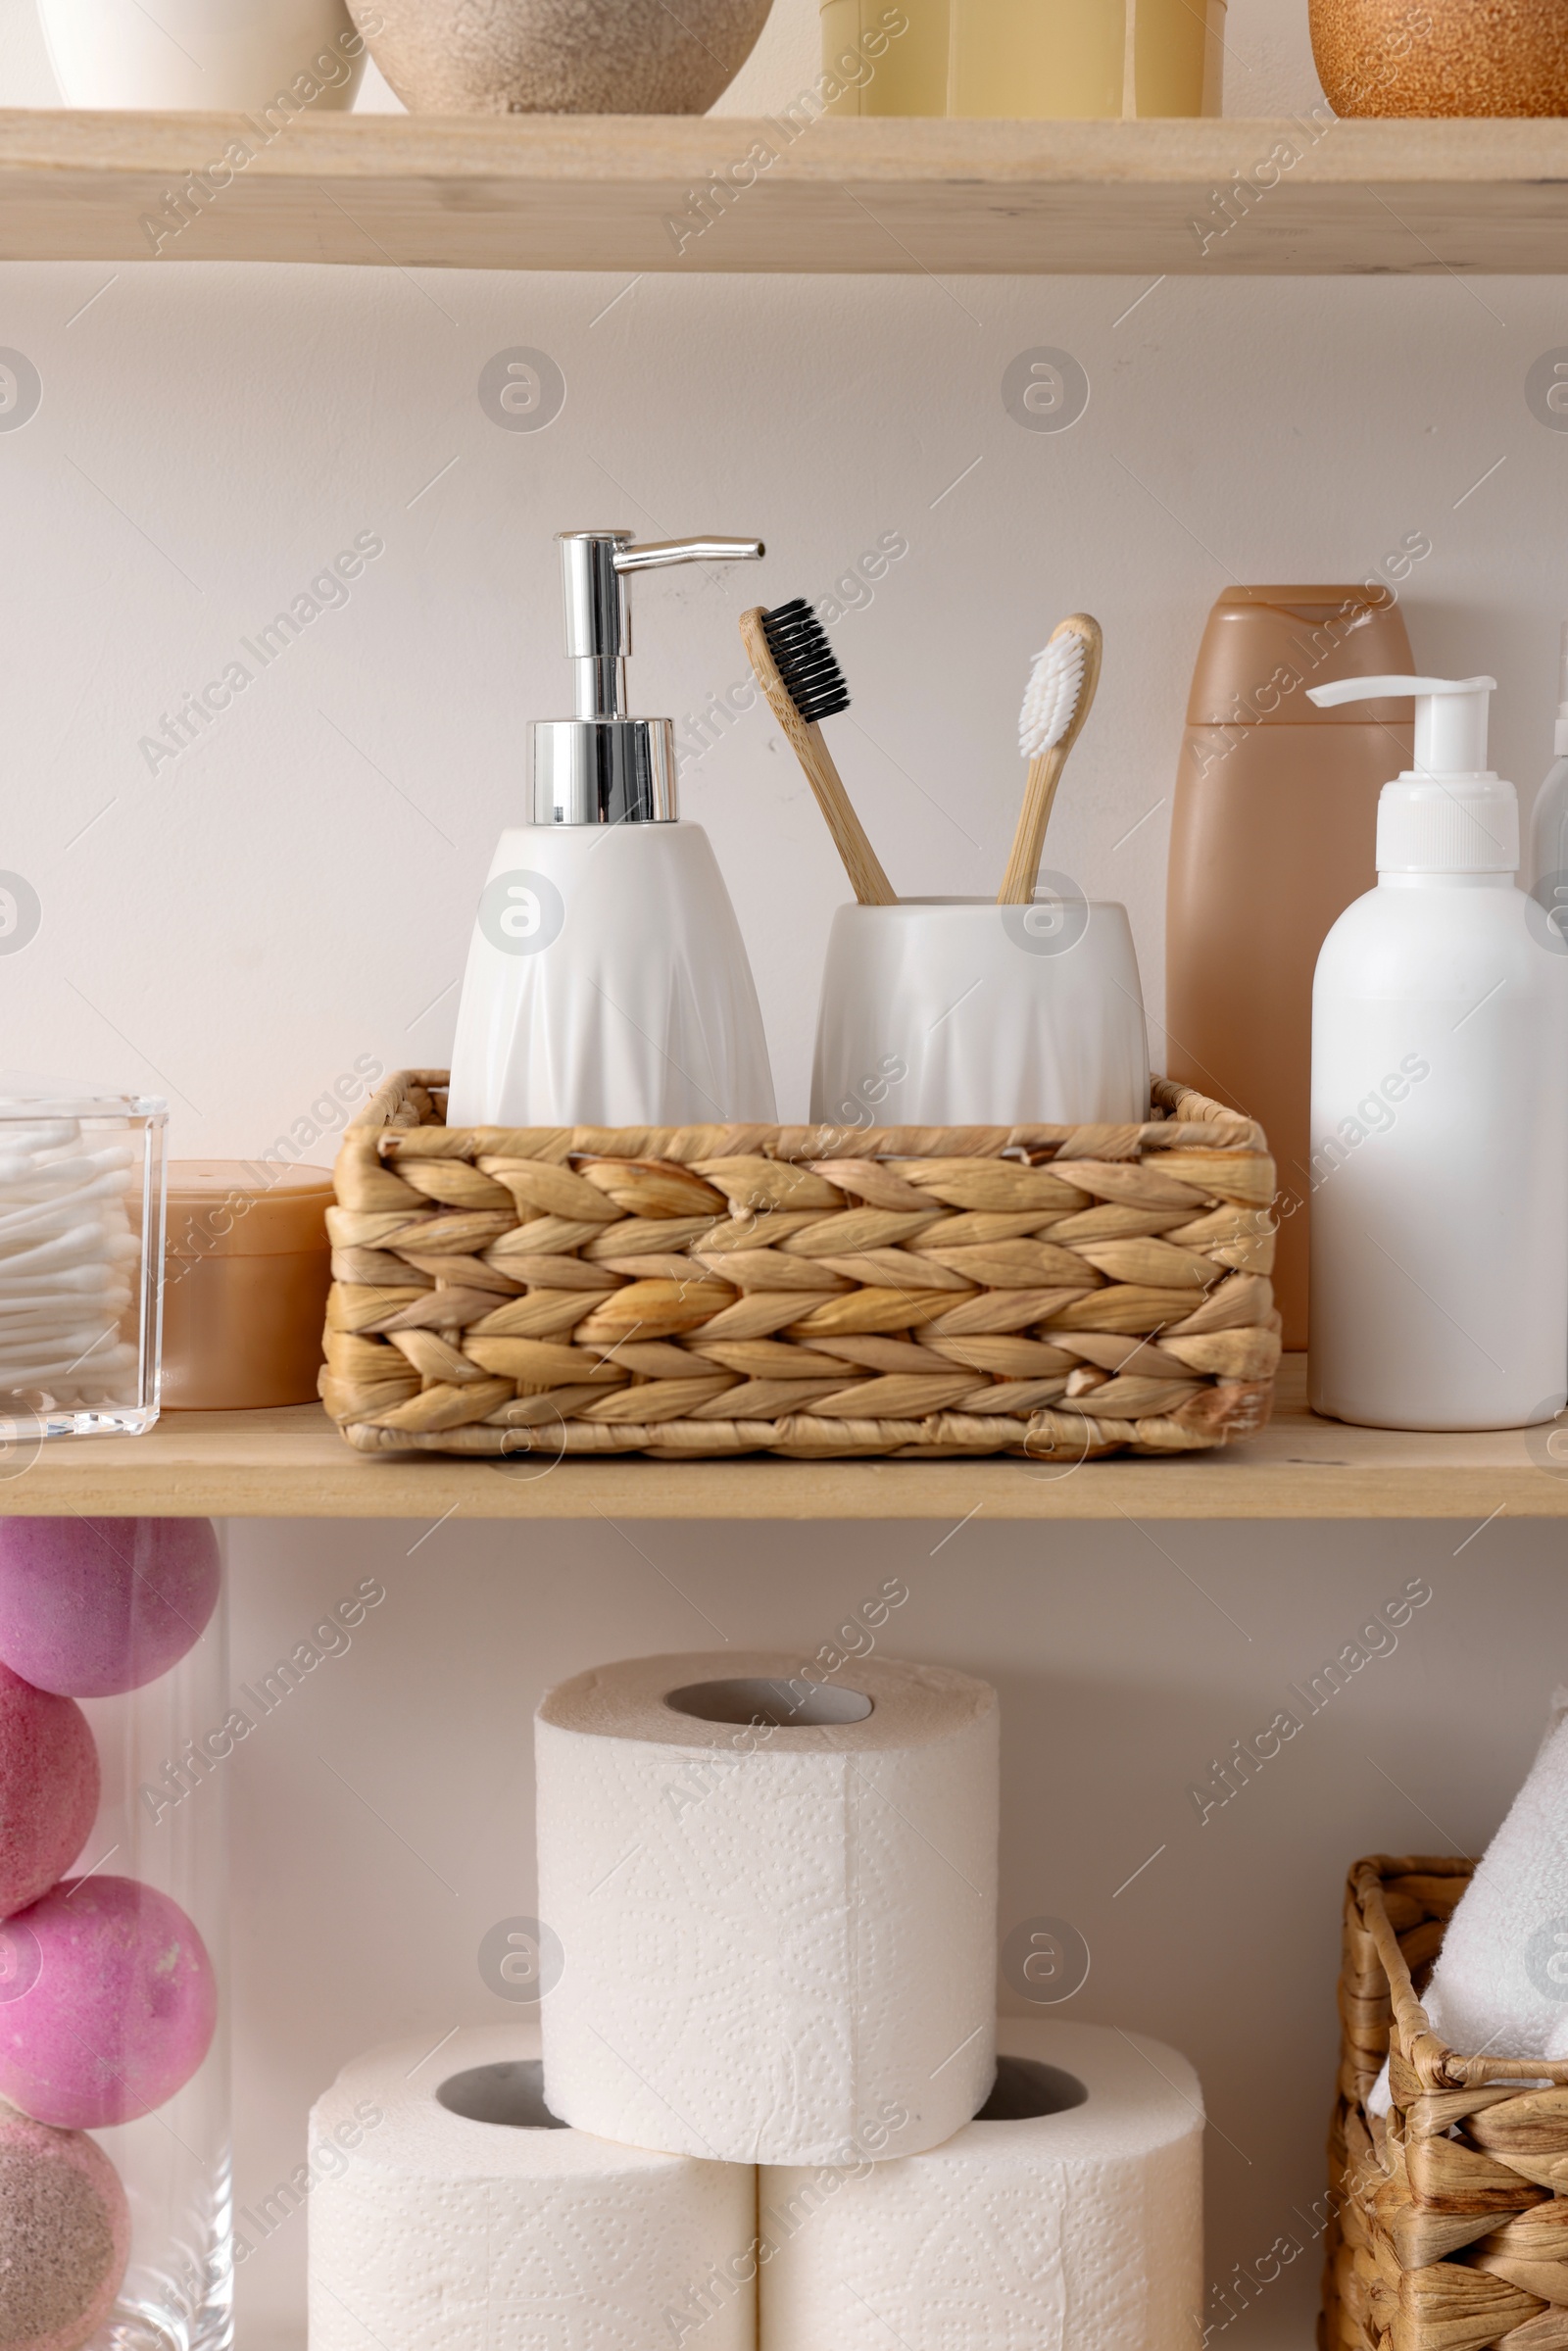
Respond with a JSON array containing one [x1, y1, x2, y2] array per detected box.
[[1369, 1690, 1568, 2114]]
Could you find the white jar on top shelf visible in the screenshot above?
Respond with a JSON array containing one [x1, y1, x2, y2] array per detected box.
[[38, 0, 367, 112]]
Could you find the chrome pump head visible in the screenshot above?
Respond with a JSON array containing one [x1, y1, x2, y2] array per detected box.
[[531, 530, 765, 825]]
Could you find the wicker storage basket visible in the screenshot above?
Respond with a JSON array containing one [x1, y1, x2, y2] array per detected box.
[[1323, 1853, 1568, 2351], [322, 1068, 1281, 1461]]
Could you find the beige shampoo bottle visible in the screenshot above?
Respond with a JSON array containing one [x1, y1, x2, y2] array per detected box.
[[1164, 586, 1415, 1350]]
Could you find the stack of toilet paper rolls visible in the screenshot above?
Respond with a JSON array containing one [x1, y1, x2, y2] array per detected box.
[[309, 1651, 1203, 2351]]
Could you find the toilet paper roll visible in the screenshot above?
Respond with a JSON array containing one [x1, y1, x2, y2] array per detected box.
[[759, 2019, 1203, 2351], [536, 1649, 1000, 2167], [307, 2023, 755, 2351]]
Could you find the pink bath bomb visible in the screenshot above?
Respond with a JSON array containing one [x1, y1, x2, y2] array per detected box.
[[0, 2101, 129, 2351], [0, 1876, 217, 2129], [0, 1668, 97, 1920], [0, 1519, 220, 1696]]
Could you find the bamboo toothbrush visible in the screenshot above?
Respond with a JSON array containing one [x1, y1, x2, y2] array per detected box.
[[998, 613, 1103, 906], [740, 599, 898, 906]]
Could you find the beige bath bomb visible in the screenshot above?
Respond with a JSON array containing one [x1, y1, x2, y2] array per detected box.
[[350, 0, 773, 113], [0, 2104, 129, 2351]]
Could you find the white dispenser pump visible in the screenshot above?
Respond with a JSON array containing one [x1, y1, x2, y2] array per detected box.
[[1311, 672, 1495, 776], [1307, 674, 1517, 873]]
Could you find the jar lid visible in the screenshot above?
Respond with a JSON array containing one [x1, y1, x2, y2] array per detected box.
[[0, 1072, 167, 1120], [165, 1161, 334, 1259], [1186, 585, 1416, 728]]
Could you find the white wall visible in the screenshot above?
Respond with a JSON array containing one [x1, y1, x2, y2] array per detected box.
[[12, 0, 1564, 1151], [2, 2, 1565, 2345]]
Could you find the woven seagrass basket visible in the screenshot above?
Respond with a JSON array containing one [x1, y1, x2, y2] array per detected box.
[[321, 1068, 1282, 1461], [1323, 1853, 1568, 2351]]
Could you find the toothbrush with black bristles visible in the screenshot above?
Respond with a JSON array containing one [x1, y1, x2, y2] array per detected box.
[[740, 598, 898, 906]]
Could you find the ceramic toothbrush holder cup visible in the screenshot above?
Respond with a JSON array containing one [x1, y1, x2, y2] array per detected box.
[[811, 896, 1151, 1130]]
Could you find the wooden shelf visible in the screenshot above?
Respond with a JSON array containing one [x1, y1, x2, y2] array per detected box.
[[4, 113, 1568, 274], [0, 1359, 1562, 1519]]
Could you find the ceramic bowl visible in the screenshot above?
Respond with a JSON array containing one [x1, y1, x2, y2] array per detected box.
[[1310, 0, 1568, 116], [350, 0, 773, 114]]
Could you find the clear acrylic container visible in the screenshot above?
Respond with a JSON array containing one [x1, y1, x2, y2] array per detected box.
[[0, 1080, 168, 1442], [0, 1516, 230, 2351]]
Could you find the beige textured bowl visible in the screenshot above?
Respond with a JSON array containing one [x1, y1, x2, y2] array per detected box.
[[351, 0, 773, 112], [1311, 0, 1568, 115]]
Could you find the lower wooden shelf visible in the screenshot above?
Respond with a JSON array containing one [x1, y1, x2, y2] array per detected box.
[[0, 1358, 1560, 1519]]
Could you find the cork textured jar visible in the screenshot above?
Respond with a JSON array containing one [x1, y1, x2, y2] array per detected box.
[[1311, 0, 1568, 115], [350, 0, 773, 112]]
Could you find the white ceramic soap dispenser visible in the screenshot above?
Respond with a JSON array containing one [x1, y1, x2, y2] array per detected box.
[[449, 530, 776, 1128], [1306, 672, 1568, 1431]]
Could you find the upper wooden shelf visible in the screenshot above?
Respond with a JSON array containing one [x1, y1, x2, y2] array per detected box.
[[4, 113, 1568, 274], [1, 1359, 1562, 1519]]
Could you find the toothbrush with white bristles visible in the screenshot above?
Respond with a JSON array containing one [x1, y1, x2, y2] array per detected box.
[[998, 613, 1103, 906]]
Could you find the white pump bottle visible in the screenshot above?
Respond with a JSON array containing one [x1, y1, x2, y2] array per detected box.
[[1529, 619, 1568, 926], [448, 530, 776, 1129], [1306, 673, 1568, 1431]]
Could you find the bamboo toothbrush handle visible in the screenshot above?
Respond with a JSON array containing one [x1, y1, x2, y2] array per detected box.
[[998, 614, 1103, 906], [798, 720, 898, 907], [997, 748, 1069, 907], [740, 608, 898, 907]]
